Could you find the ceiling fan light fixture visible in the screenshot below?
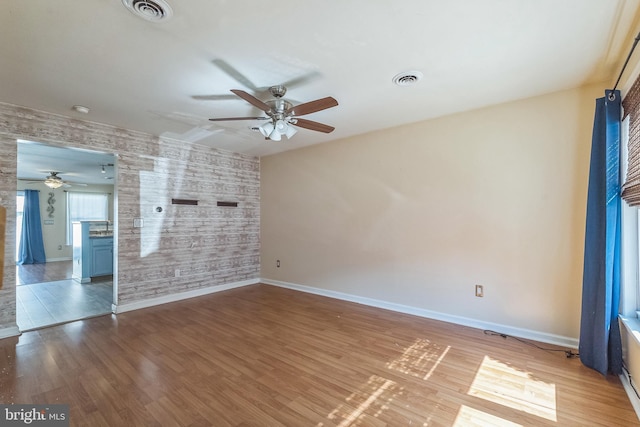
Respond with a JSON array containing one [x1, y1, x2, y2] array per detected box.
[[44, 176, 64, 189], [274, 119, 287, 133], [284, 124, 297, 139], [268, 128, 282, 141], [259, 122, 274, 138], [260, 119, 297, 141]]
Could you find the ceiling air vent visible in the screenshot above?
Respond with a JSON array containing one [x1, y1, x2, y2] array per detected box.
[[392, 71, 423, 86], [122, 0, 173, 22]]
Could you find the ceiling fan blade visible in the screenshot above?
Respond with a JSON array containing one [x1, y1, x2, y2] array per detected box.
[[287, 97, 338, 116], [230, 89, 272, 113], [292, 118, 335, 133], [209, 116, 268, 122]]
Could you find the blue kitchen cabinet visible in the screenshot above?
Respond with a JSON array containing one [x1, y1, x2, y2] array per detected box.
[[72, 221, 113, 283]]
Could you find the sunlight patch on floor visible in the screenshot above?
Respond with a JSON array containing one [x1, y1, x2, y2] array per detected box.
[[324, 339, 449, 426], [386, 338, 450, 380], [327, 375, 402, 427], [469, 356, 557, 422], [453, 405, 523, 427]]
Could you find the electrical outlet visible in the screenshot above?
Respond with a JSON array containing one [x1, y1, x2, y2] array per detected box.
[[276, 260, 280, 268], [475, 285, 484, 297], [175, 269, 180, 277]]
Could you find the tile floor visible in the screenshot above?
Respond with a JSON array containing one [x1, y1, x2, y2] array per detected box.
[[16, 265, 113, 331]]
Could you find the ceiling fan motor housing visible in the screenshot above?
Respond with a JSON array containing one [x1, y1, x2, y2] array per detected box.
[[267, 98, 293, 119], [269, 85, 287, 98]]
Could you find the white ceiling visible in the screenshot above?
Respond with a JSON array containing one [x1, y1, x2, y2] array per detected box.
[[3, 0, 639, 176], [17, 140, 115, 185]]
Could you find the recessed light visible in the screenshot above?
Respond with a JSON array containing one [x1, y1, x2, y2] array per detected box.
[[72, 105, 90, 114]]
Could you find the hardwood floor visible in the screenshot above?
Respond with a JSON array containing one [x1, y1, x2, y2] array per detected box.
[[17, 260, 73, 285], [0, 284, 637, 426]]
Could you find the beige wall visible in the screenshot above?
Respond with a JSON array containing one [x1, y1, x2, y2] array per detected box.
[[16, 181, 114, 261], [261, 83, 604, 340]]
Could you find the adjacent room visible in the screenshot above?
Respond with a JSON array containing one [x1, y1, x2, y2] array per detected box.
[[1, 0, 640, 425], [15, 141, 115, 330]]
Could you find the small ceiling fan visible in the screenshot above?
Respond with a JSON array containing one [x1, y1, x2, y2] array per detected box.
[[208, 85, 338, 141], [24, 172, 87, 189], [44, 172, 72, 189]]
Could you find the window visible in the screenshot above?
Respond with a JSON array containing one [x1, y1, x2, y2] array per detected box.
[[66, 192, 109, 245], [620, 115, 640, 316]]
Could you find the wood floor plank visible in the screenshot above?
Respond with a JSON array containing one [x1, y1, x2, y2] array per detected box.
[[0, 283, 637, 426], [16, 260, 74, 285]]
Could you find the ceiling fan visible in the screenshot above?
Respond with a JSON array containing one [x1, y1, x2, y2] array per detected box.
[[44, 172, 75, 189], [208, 85, 338, 141], [24, 172, 87, 189]]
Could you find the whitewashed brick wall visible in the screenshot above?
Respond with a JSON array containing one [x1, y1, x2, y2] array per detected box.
[[0, 103, 260, 330]]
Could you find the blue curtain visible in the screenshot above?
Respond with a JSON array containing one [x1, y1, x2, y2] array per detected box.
[[579, 90, 622, 376], [18, 189, 46, 265]]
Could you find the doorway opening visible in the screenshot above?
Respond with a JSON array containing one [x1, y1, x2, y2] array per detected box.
[[16, 140, 116, 331]]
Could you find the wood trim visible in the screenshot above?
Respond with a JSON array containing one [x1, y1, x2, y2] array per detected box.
[[113, 278, 259, 313]]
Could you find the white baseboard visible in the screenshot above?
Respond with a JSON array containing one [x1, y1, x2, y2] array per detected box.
[[113, 278, 260, 314], [621, 372, 640, 421], [46, 257, 72, 262], [0, 325, 21, 339], [261, 278, 579, 349]]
